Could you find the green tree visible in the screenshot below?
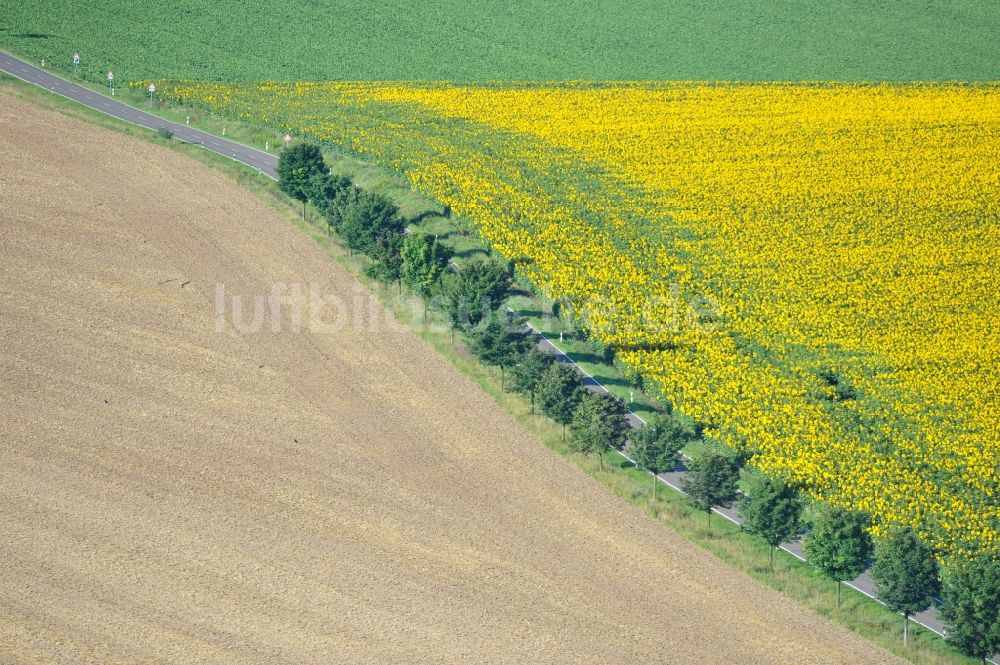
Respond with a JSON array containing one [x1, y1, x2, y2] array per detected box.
[[804, 507, 873, 608], [569, 392, 630, 471], [364, 232, 405, 291], [401, 232, 454, 317], [630, 417, 688, 498], [940, 555, 1000, 663], [871, 527, 941, 647], [305, 171, 350, 223], [508, 349, 554, 413], [537, 362, 586, 440], [443, 257, 513, 336], [325, 183, 362, 233], [469, 314, 534, 388], [740, 474, 802, 572], [277, 143, 327, 218], [340, 191, 404, 257], [681, 449, 740, 530]]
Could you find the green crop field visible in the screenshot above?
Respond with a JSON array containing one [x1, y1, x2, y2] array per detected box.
[[1, 0, 997, 82]]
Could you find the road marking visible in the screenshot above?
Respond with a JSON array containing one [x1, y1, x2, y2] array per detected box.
[[516, 314, 647, 424]]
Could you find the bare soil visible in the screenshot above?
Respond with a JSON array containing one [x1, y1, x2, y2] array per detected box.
[[0, 94, 904, 664]]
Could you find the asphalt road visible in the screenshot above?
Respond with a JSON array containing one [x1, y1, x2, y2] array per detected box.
[[0, 51, 278, 180], [3, 48, 992, 663]]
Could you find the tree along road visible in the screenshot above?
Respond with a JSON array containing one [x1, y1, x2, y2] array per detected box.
[[3, 49, 991, 663], [0, 50, 278, 180]]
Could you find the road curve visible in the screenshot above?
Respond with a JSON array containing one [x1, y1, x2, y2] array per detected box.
[[0, 50, 278, 180], [3, 48, 993, 663]]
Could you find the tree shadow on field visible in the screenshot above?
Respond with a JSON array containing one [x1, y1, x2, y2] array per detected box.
[[613, 456, 632, 470], [455, 247, 488, 260], [409, 210, 445, 226], [590, 372, 632, 390], [567, 351, 607, 366]]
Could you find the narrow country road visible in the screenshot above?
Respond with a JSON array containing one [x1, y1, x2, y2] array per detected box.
[[3, 49, 992, 664], [0, 51, 278, 180]]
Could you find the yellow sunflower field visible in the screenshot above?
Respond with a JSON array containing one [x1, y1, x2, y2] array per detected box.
[[140, 79, 1000, 558]]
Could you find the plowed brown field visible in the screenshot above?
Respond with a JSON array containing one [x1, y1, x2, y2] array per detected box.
[[0, 94, 903, 664]]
